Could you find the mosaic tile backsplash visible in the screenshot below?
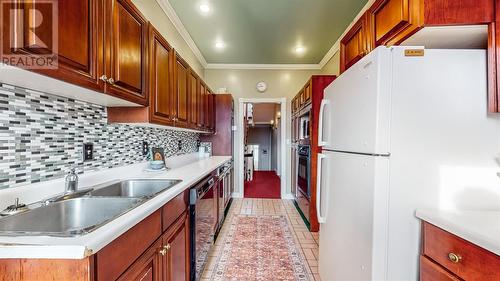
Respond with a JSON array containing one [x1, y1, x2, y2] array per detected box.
[[0, 84, 200, 189]]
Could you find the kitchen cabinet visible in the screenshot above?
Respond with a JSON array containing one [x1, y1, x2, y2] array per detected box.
[[340, 14, 370, 73], [1, 0, 104, 92], [201, 94, 234, 156], [420, 222, 500, 280], [104, 0, 149, 105], [341, 0, 494, 73], [188, 71, 200, 129], [117, 239, 162, 281], [149, 24, 174, 126], [107, 22, 216, 132], [161, 212, 189, 281], [173, 54, 190, 128]]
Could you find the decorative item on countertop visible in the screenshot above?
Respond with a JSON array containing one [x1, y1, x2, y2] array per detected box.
[[145, 147, 168, 172]]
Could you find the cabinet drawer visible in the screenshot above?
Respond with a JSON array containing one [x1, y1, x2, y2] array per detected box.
[[420, 255, 460, 281], [422, 222, 500, 280], [96, 210, 162, 281], [162, 190, 188, 232]]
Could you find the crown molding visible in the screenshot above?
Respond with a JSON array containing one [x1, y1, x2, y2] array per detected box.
[[156, 0, 208, 67], [157, 0, 375, 71], [205, 63, 322, 70]]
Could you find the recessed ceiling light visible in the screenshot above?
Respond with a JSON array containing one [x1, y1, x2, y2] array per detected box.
[[199, 3, 211, 14], [215, 41, 226, 50], [295, 46, 306, 54]]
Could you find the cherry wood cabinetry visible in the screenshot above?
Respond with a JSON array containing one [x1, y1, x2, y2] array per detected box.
[[341, 0, 494, 73], [367, 0, 423, 47], [107, 21, 215, 133], [420, 222, 500, 280], [104, 0, 148, 105], [340, 14, 370, 73], [291, 76, 336, 232], [201, 94, 234, 156], [173, 54, 190, 128], [1, 0, 104, 92], [149, 24, 174, 126], [188, 71, 200, 129]]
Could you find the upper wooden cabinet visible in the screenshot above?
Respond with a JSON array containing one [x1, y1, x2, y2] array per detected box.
[[199, 82, 207, 129], [104, 0, 148, 105], [340, 14, 370, 73], [367, 0, 423, 47], [1, 0, 104, 91], [174, 54, 190, 128], [341, 0, 494, 73], [188, 70, 200, 129], [149, 24, 174, 126]]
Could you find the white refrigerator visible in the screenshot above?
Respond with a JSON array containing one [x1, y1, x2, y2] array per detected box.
[[317, 46, 500, 281]]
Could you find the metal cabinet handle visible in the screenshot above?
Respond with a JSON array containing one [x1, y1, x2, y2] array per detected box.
[[448, 252, 461, 263], [107, 78, 115, 85], [100, 75, 108, 82], [159, 244, 171, 256]]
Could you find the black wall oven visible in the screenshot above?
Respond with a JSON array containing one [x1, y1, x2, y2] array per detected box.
[[297, 145, 310, 198]]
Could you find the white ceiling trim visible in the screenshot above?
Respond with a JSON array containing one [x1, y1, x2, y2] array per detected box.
[[158, 0, 375, 71], [156, 0, 208, 67], [205, 63, 322, 70]]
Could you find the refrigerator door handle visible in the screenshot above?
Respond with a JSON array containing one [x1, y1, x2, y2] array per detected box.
[[316, 153, 327, 223], [318, 99, 329, 147]]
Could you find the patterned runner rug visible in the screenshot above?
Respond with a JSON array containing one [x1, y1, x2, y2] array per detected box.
[[210, 215, 311, 281]]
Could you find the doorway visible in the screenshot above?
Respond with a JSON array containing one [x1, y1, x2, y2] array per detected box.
[[238, 98, 286, 199]]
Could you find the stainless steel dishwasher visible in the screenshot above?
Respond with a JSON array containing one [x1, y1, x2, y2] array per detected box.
[[190, 173, 217, 281]]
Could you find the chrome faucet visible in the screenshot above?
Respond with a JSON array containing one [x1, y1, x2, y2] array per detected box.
[[65, 168, 79, 193]]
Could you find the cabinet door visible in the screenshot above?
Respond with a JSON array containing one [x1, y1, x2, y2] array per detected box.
[[208, 90, 215, 133], [1, 0, 103, 91], [149, 24, 174, 125], [188, 71, 199, 128], [174, 54, 189, 127], [199, 83, 207, 130], [340, 14, 370, 73], [162, 212, 190, 281], [367, 0, 422, 47], [117, 239, 162, 281], [304, 82, 311, 103], [106, 0, 148, 105]]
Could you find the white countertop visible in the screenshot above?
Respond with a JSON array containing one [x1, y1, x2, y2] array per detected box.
[[0, 155, 231, 259], [416, 209, 500, 256]]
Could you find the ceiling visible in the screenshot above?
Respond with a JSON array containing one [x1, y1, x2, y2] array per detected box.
[[168, 0, 368, 65]]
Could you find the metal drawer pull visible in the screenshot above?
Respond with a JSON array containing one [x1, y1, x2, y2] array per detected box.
[[108, 78, 115, 85], [448, 252, 462, 263]]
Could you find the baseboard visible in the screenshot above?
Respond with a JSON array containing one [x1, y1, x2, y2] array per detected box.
[[231, 192, 243, 198]]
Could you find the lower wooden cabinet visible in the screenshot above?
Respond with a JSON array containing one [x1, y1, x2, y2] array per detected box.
[[420, 222, 500, 280], [119, 212, 189, 281]]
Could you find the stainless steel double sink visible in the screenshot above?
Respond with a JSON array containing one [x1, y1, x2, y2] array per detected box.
[[0, 179, 181, 237]]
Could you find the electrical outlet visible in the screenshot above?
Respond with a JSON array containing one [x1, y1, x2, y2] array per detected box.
[[178, 140, 182, 151], [83, 143, 94, 161], [142, 141, 149, 156]]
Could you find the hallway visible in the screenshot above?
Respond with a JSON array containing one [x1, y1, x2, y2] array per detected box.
[[201, 199, 320, 281], [244, 171, 281, 199]]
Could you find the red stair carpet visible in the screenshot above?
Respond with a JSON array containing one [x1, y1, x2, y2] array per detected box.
[[244, 171, 281, 199]]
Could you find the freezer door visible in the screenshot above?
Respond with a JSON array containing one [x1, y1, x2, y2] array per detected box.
[[321, 46, 392, 155], [318, 151, 389, 281]]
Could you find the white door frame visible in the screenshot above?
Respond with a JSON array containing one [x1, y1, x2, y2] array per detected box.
[[237, 98, 287, 198]]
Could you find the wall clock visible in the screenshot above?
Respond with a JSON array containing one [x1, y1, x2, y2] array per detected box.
[[256, 81, 267, 93]]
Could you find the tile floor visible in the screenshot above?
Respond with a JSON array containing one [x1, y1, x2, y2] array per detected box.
[[201, 198, 321, 281]]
